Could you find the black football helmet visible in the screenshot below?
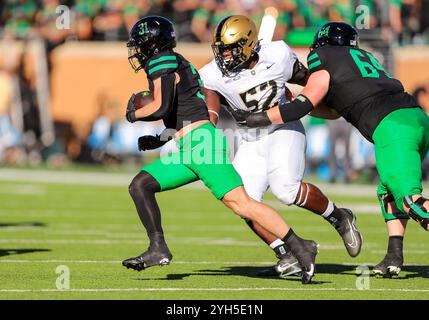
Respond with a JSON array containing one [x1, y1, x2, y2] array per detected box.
[[127, 16, 176, 72], [311, 22, 359, 50]]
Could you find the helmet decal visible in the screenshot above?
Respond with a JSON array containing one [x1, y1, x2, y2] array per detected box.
[[211, 15, 259, 77], [127, 16, 177, 72], [138, 22, 149, 36], [311, 22, 359, 50], [318, 25, 330, 39]]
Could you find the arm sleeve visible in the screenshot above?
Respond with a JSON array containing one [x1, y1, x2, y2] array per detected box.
[[288, 60, 309, 86], [278, 94, 314, 123], [138, 73, 176, 121]]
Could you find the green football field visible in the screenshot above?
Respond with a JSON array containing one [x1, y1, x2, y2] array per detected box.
[[0, 169, 428, 300]]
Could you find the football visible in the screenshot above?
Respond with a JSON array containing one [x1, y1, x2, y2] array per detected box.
[[133, 90, 154, 110]]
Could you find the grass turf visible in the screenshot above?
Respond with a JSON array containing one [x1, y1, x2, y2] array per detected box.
[[0, 178, 428, 300]]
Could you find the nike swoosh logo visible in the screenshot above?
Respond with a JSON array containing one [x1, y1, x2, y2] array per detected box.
[[266, 63, 274, 69], [346, 218, 359, 248], [305, 264, 315, 276]]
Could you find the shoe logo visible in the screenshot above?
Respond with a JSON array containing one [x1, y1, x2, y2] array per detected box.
[[278, 260, 299, 270], [305, 264, 315, 276], [159, 258, 170, 266], [277, 261, 302, 277], [346, 219, 359, 248]]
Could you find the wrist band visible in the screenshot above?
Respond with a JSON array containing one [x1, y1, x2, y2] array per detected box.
[[208, 109, 219, 119]]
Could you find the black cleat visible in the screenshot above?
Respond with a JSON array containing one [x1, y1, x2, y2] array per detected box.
[[373, 253, 403, 278], [256, 252, 302, 278], [330, 208, 363, 257], [275, 252, 302, 277], [290, 240, 319, 284], [122, 245, 172, 271]]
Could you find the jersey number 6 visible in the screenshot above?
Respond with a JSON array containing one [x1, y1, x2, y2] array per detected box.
[[349, 49, 393, 79]]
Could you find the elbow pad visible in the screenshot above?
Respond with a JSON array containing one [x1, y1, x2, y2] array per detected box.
[[140, 73, 176, 121], [279, 94, 314, 123], [288, 60, 309, 86]]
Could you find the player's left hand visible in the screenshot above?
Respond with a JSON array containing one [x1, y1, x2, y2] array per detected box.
[[225, 106, 251, 125], [245, 112, 272, 128], [126, 94, 137, 123], [138, 135, 163, 151]]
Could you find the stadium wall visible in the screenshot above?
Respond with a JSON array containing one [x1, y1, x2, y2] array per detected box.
[[3, 42, 429, 133]]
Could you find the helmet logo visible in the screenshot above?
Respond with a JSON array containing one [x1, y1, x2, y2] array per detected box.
[[318, 25, 330, 38], [138, 22, 149, 36]]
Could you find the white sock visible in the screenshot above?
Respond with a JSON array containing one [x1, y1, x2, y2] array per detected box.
[[269, 238, 285, 249], [322, 201, 335, 218]]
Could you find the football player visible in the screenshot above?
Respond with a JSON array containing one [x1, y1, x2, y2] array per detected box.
[[232, 22, 429, 278], [122, 16, 319, 284], [199, 15, 363, 277]]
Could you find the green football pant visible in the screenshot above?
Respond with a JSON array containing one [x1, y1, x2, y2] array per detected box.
[[141, 122, 243, 200], [373, 107, 429, 220]]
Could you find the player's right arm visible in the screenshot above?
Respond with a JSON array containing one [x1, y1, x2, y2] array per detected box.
[[228, 69, 331, 127], [126, 57, 179, 123], [267, 69, 330, 123], [227, 48, 334, 126], [199, 62, 224, 125], [277, 41, 309, 87], [202, 87, 222, 125], [288, 60, 310, 86], [308, 100, 340, 119], [126, 75, 177, 122]]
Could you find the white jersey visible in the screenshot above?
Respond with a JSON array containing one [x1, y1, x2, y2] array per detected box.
[[199, 40, 298, 141]]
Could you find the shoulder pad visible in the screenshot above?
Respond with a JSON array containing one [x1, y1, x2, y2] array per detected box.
[[146, 53, 179, 80]]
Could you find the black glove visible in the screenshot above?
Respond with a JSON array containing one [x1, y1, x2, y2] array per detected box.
[[229, 108, 252, 124], [245, 112, 272, 128], [138, 135, 163, 151], [126, 94, 137, 123], [138, 130, 173, 151], [225, 105, 272, 127], [223, 105, 251, 125]]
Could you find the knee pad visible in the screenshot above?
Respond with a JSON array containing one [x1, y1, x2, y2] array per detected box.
[[272, 182, 300, 206], [404, 196, 429, 230], [377, 193, 409, 222]]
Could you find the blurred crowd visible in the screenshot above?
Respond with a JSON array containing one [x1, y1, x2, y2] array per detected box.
[[0, 0, 429, 183], [1, 0, 429, 45]]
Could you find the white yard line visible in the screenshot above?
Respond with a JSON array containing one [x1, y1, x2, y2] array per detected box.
[[0, 287, 428, 293], [0, 238, 381, 249], [0, 260, 424, 266], [0, 184, 46, 195], [0, 169, 132, 187], [0, 238, 259, 246], [0, 259, 273, 264], [0, 168, 399, 197]]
